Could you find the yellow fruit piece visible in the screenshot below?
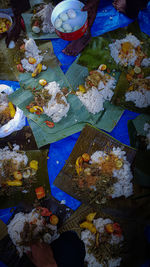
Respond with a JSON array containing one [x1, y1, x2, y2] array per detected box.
[[29, 160, 38, 170], [86, 212, 96, 222], [116, 160, 123, 169], [28, 57, 37, 64], [32, 63, 42, 77], [13, 171, 22, 180], [50, 215, 59, 225], [82, 153, 90, 162], [126, 74, 132, 82], [78, 85, 86, 93], [39, 79, 47, 86], [99, 64, 107, 71], [129, 69, 135, 76], [134, 66, 141, 74], [75, 156, 83, 175], [8, 102, 16, 118], [29, 106, 43, 113], [121, 42, 133, 53], [80, 221, 97, 234], [6, 180, 22, 186], [105, 223, 114, 234], [128, 85, 134, 91]]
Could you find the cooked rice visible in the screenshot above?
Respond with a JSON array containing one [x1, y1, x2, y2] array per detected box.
[[125, 85, 150, 108], [0, 145, 28, 172], [21, 39, 45, 72], [91, 147, 133, 198], [76, 70, 116, 114], [109, 34, 141, 66], [81, 217, 123, 267], [144, 122, 150, 149], [7, 209, 59, 257], [43, 81, 70, 122]]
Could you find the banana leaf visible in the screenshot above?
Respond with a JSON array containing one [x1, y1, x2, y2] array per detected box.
[[0, 38, 17, 81], [0, 195, 73, 267], [78, 21, 150, 72], [8, 63, 124, 147], [128, 114, 150, 150], [0, 149, 50, 209], [54, 124, 136, 207], [0, 126, 38, 150]]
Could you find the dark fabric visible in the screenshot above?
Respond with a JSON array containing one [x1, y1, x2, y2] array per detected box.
[[51, 231, 86, 267], [10, 0, 30, 15], [125, 0, 149, 18]]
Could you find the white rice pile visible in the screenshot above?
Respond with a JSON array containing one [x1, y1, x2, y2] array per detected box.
[[125, 77, 150, 108], [141, 58, 150, 67], [7, 209, 59, 257], [109, 34, 141, 66], [0, 145, 28, 183], [91, 147, 133, 198], [144, 122, 150, 149], [21, 39, 46, 72], [81, 217, 123, 267], [76, 70, 116, 114], [43, 81, 70, 123]]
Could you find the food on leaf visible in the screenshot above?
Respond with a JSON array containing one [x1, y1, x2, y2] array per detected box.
[[6, 180, 23, 186], [13, 171, 23, 181], [80, 221, 97, 234], [28, 57, 37, 64], [32, 63, 42, 77], [39, 79, 47, 86]]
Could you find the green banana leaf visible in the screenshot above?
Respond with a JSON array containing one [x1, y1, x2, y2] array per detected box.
[[128, 114, 150, 150], [0, 38, 17, 81], [54, 124, 136, 206], [9, 63, 124, 147], [78, 21, 150, 71], [0, 149, 50, 209]]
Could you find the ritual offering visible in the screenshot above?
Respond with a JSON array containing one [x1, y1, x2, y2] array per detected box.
[[125, 69, 150, 108], [54, 125, 136, 206], [0, 13, 12, 34], [0, 146, 50, 208], [109, 34, 150, 67], [7, 208, 59, 257], [51, 0, 88, 40], [80, 213, 123, 266], [75, 65, 116, 114], [0, 84, 25, 138], [26, 81, 70, 123], [31, 3, 55, 34], [16, 38, 47, 77]]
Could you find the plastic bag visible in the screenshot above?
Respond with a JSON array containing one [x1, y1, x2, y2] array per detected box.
[[0, 84, 26, 138]]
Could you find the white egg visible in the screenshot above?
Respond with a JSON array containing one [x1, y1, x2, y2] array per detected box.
[[59, 12, 68, 21], [32, 26, 40, 34], [54, 18, 62, 29], [62, 23, 72, 32], [57, 27, 65, 32], [67, 9, 76, 19], [74, 25, 81, 31], [8, 41, 15, 49]]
